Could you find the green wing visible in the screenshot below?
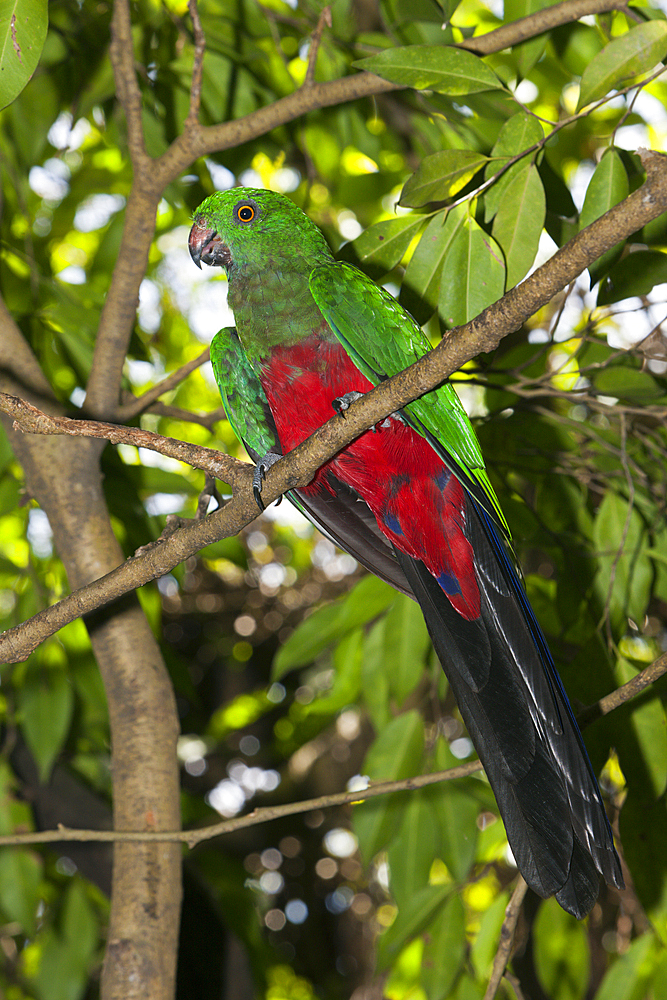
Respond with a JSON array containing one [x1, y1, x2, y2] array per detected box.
[[210, 327, 280, 459], [309, 261, 509, 536]]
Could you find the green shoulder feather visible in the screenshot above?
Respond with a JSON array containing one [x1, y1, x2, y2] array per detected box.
[[309, 261, 509, 536]]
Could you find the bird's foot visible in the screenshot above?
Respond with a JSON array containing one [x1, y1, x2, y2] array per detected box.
[[332, 390, 364, 418], [253, 451, 282, 512]]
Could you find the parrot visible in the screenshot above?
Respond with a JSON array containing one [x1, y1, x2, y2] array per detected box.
[[188, 187, 624, 918]]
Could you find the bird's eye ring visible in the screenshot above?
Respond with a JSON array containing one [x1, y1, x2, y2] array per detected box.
[[237, 204, 255, 222]]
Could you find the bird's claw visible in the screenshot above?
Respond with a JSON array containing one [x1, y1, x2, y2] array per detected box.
[[252, 451, 282, 512], [332, 390, 364, 418]]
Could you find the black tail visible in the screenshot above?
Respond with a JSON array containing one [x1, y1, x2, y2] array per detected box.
[[393, 500, 624, 919]]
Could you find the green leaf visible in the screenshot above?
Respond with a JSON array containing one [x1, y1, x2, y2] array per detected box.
[[595, 932, 659, 1000], [387, 794, 439, 910], [598, 249, 667, 305], [580, 149, 629, 230], [484, 110, 544, 221], [0, 0, 48, 110], [272, 575, 395, 678], [62, 880, 98, 969], [348, 214, 425, 273], [19, 667, 74, 781], [592, 491, 652, 634], [353, 711, 424, 863], [432, 740, 480, 879], [614, 657, 667, 800], [382, 594, 431, 703], [400, 211, 456, 324], [399, 150, 489, 207], [361, 619, 391, 731], [421, 894, 466, 1000], [492, 162, 545, 287], [578, 21, 667, 109], [439, 205, 506, 326], [32, 925, 91, 1000], [620, 793, 667, 922], [469, 890, 510, 978], [579, 148, 629, 285], [0, 848, 41, 934], [592, 365, 665, 404], [534, 897, 590, 1000], [307, 627, 363, 714], [377, 884, 452, 969], [355, 46, 501, 95]]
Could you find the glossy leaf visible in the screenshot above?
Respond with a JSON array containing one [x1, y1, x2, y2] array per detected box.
[[439, 205, 506, 326], [432, 740, 480, 879], [399, 150, 488, 207], [349, 214, 425, 272], [469, 891, 510, 978], [272, 575, 395, 677], [355, 46, 501, 95], [0, 0, 48, 110], [382, 593, 431, 703], [578, 20, 667, 109], [595, 932, 660, 1000], [353, 710, 425, 863], [377, 884, 452, 969], [0, 848, 41, 934], [614, 657, 667, 800], [592, 365, 665, 404], [579, 148, 629, 285], [491, 162, 546, 287]]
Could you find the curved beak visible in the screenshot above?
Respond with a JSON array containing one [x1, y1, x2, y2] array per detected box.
[[188, 219, 231, 269]]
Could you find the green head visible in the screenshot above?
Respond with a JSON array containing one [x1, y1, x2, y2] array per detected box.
[[188, 187, 334, 275]]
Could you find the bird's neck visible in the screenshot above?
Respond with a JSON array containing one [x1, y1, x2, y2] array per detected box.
[[228, 262, 331, 361]]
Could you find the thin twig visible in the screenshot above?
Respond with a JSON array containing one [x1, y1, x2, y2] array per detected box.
[[0, 652, 662, 846], [483, 877, 529, 1000], [114, 348, 211, 422], [0, 762, 482, 848], [304, 6, 332, 88], [186, 0, 206, 125]]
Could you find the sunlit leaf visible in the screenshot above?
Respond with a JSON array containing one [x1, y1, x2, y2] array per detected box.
[[355, 46, 502, 94], [0, 0, 48, 110], [421, 894, 466, 1000], [399, 150, 488, 207], [438, 205, 506, 326], [578, 20, 667, 109], [349, 214, 425, 272], [579, 148, 629, 285], [491, 162, 545, 287]]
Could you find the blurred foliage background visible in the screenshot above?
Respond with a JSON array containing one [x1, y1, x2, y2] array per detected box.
[[1, 0, 667, 997]]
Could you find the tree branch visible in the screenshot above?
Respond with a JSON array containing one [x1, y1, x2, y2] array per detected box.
[[457, 0, 631, 54], [0, 392, 247, 486]]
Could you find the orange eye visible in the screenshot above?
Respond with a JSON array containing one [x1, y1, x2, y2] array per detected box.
[[237, 204, 255, 222]]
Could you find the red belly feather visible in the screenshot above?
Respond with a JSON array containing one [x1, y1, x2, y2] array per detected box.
[[259, 337, 480, 619]]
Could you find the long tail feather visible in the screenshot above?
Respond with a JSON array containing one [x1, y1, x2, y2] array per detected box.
[[393, 496, 624, 918]]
